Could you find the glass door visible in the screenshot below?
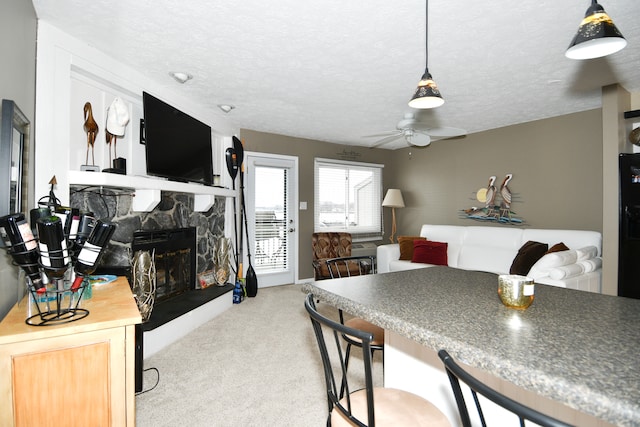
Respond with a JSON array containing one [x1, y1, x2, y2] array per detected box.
[[244, 152, 297, 287]]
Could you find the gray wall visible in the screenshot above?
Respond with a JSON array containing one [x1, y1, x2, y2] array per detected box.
[[244, 108, 603, 281], [388, 109, 603, 234], [0, 0, 37, 320]]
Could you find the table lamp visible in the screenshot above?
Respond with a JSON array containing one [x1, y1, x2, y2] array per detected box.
[[382, 189, 405, 243]]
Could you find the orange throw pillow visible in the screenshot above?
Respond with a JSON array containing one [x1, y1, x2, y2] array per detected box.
[[398, 236, 426, 260]]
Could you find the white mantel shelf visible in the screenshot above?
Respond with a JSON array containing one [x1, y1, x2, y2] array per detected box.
[[68, 170, 235, 212]]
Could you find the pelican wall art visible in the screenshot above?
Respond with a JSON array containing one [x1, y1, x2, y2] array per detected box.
[[461, 174, 524, 224]]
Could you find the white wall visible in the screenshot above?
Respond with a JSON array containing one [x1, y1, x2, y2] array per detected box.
[[34, 21, 239, 207]]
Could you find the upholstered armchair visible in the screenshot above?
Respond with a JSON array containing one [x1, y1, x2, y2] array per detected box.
[[311, 232, 352, 280]]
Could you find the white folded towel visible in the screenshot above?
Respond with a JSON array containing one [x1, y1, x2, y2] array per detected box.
[[576, 246, 598, 261], [578, 257, 602, 273], [549, 263, 585, 280]]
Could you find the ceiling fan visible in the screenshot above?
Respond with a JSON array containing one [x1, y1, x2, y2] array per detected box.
[[365, 113, 466, 148]]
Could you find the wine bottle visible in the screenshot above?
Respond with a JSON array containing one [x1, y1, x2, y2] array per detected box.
[[75, 213, 96, 246], [71, 220, 116, 291], [37, 215, 70, 279], [0, 213, 45, 293], [53, 206, 73, 236], [29, 207, 51, 239]]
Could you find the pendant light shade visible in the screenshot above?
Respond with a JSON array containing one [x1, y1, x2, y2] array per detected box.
[[409, 69, 444, 109], [566, 1, 626, 60], [409, 0, 444, 109]]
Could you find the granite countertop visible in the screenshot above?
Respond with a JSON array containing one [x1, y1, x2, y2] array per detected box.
[[302, 266, 640, 427]]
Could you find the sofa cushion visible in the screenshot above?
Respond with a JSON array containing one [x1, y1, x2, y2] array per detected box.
[[412, 241, 448, 266], [398, 236, 426, 260], [509, 241, 548, 276]]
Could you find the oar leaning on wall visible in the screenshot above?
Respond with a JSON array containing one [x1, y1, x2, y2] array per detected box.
[[233, 136, 258, 297]]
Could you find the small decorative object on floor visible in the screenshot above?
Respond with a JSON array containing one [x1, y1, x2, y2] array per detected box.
[[233, 280, 244, 304], [498, 274, 535, 309]]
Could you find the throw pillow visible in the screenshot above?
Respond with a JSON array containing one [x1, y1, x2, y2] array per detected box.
[[547, 242, 569, 253], [398, 235, 426, 260], [412, 240, 448, 265], [509, 241, 548, 276]]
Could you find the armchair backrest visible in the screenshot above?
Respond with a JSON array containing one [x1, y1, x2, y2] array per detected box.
[[312, 233, 352, 280], [312, 232, 352, 260]]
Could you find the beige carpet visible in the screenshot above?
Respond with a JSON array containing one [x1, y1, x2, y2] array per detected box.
[[135, 284, 382, 426]]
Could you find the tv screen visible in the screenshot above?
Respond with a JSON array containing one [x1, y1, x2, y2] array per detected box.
[[143, 92, 213, 186]]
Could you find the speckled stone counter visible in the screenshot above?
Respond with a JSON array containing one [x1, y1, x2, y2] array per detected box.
[[302, 266, 640, 426]]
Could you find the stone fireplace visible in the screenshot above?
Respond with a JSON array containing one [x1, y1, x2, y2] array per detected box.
[[70, 186, 233, 330]]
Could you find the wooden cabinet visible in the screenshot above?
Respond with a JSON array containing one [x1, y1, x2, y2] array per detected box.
[[0, 278, 141, 426]]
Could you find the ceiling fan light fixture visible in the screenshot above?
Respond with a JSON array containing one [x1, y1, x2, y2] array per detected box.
[[565, 1, 626, 60], [406, 131, 431, 147], [408, 69, 444, 109]]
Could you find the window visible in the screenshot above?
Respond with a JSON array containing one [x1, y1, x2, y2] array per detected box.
[[314, 158, 383, 238]]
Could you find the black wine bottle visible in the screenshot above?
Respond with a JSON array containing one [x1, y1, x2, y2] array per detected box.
[[37, 215, 70, 279], [75, 213, 96, 246], [0, 213, 45, 292], [53, 206, 73, 236], [71, 220, 116, 291], [29, 207, 51, 239]]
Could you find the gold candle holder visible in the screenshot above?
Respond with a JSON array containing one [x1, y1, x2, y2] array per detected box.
[[498, 275, 535, 309]]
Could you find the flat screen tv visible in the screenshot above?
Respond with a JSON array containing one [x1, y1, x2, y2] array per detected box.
[[143, 91, 213, 186]]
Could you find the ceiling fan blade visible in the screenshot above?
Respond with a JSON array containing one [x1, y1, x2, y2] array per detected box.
[[415, 126, 467, 138], [362, 130, 401, 138], [369, 134, 405, 148]]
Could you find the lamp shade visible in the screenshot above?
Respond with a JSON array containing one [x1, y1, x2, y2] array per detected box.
[[565, 1, 626, 60], [408, 70, 445, 109], [382, 189, 405, 208]]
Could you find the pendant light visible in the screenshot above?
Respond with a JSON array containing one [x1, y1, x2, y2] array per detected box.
[[409, 0, 444, 109], [566, 1, 626, 60]]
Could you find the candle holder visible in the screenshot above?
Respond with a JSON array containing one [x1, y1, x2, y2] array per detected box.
[[498, 274, 535, 310]]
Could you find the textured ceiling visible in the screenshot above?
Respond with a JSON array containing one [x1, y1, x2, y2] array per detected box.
[[32, 0, 640, 149]]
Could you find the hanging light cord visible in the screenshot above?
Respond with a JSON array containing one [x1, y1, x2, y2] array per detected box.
[[424, 0, 429, 73]]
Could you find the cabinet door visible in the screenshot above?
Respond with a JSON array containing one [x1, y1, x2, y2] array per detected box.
[[1, 327, 128, 426], [13, 341, 111, 426]]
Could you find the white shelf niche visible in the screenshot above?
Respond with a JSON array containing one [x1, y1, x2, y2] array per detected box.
[[68, 170, 235, 212]]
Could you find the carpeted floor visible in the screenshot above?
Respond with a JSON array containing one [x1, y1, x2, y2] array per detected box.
[[135, 284, 382, 426]]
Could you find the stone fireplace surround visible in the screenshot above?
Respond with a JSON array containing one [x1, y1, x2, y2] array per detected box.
[[70, 185, 234, 357]]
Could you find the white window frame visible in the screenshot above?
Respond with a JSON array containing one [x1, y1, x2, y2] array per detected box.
[[314, 158, 383, 239]]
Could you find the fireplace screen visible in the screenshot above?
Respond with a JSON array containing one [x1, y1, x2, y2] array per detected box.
[[132, 228, 196, 304]]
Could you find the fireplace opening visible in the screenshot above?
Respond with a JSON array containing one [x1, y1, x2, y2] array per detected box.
[[132, 228, 196, 303]]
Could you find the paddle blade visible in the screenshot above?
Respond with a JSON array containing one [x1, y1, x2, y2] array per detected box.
[[232, 136, 244, 169], [225, 147, 238, 181], [246, 263, 258, 297]]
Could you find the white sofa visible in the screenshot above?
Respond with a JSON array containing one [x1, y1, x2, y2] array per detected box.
[[377, 224, 603, 293]]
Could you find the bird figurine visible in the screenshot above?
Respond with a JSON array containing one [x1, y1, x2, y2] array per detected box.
[[83, 102, 99, 165], [499, 173, 513, 219], [484, 175, 497, 218]]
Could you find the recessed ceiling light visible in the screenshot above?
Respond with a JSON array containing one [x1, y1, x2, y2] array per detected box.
[[218, 104, 235, 113], [169, 72, 193, 84]]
